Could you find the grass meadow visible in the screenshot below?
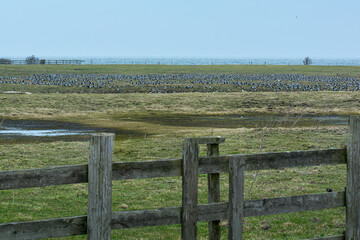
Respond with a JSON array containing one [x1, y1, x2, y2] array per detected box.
[[1, 64, 360, 76], [1, 64, 360, 239]]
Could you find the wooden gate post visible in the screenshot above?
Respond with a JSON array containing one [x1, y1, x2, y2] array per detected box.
[[87, 133, 115, 240], [346, 116, 360, 239], [228, 156, 245, 240], [206, 137, 225, 240], [182, 138, 199, 240], [207, 143, 221, 240]]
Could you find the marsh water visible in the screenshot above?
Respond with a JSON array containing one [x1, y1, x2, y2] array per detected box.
[[0, 120, 141, 143], [60, 57, 360, 66], [0, 115, 349, 143]]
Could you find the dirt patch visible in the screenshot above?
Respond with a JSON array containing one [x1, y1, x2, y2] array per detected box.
[[118, 114, 349, 129]]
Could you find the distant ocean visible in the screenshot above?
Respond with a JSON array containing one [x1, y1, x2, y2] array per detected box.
[[80, 57, 360, 66], [8, 57, 360, 66]]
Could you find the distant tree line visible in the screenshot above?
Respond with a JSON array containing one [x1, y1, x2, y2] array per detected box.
[[26, 55, 40, 64], [0, 58, 12, 64], [0, 55, 83, 65], [303, 57, 312, 65], [0, 55, 41, 65]]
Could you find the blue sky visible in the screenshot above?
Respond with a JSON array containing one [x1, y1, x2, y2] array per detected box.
[[2, 0, 360, 58]]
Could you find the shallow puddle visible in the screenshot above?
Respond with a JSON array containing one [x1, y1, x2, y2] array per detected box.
[[0, 127, 93, 137], [0, 119, 143, 143]]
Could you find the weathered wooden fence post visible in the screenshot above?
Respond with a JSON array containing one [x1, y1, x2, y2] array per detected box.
[[182, 138, 199, 240], [228, 156, 245, 240], [346, 116, 360, 239], [87, 133, 115, 240], [206, 137, 225, 240]]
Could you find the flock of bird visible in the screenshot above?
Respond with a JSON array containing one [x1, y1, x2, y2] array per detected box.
[[0, 73, 359, 93]]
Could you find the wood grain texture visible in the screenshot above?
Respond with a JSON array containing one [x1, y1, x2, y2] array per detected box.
[[207, 143, 221, 240], [112, 158, 182, 180], [199, 148, 347, 174], [0, 216, 87, 240], [181, 138, 199, 240], [1, 148, 346, 190], [346, 116, 360, 240], [0, 164, 88, 190], [228, 157, 245, 240], [114, 191, 345, 224], [87, 133, 114, 240]]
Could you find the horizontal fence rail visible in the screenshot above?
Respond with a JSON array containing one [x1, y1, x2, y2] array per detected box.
[[0, 191, 346, 239], [305, 235, 345, 240], [7, 59, 84, 65], [0, 148, 346, 190]]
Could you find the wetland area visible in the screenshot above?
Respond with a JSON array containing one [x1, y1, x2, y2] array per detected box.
[[0, 119, 144, 143], [0, 114, 349, 142]]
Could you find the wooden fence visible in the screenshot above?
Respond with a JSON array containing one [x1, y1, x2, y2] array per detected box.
[[0, 116, 359, 239], [7, 59, 84, 65]]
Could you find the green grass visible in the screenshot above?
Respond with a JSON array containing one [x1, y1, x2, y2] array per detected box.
[[1, 64, 360, 76]]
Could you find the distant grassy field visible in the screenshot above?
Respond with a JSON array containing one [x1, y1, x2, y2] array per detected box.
[[0, 64, 359, 239], [1, 64, 360, 76]]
